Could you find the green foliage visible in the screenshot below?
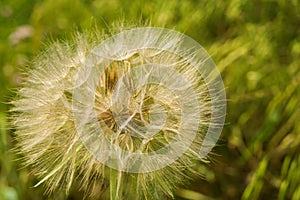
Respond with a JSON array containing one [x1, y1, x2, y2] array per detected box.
[[1, 0, 299, 199]]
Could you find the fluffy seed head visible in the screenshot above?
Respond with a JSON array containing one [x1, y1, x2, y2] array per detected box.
[[11, 26, 226, 199]]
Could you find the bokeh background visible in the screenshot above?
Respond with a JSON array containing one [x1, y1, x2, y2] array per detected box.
[[1, 0, 300, 199]]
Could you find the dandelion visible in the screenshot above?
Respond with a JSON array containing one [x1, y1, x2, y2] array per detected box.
[[11, 26, 226, 199]]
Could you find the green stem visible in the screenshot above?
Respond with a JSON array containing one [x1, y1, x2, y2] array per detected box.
[[110, 168, 121, 200]]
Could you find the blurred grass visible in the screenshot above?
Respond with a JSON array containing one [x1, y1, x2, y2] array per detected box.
[[0, 0, 300, 199]]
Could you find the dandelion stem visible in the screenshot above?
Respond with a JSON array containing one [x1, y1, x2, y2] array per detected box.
[[110, 168, 121, 200]]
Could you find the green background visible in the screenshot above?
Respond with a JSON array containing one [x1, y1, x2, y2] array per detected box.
[[0, 0, 300, 199]]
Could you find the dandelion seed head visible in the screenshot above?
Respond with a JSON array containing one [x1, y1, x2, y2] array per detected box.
[[11, 26, 226, 198]]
